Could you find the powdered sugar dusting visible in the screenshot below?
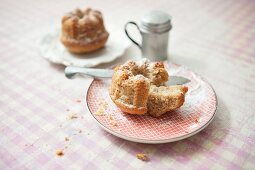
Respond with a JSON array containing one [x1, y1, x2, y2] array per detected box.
[[135, 58, 150, 68], [132, 74, 147, 81]]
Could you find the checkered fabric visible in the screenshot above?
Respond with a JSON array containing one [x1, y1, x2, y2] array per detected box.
[[0, 0, 254, 169]]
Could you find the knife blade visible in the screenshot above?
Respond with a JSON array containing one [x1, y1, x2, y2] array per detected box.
[[65, 66, 190, 85]]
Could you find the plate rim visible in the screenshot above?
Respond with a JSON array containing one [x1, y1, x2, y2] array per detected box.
[[85, 67, 218, 144]]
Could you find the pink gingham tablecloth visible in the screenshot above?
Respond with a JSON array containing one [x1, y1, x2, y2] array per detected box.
[[0, 0, 255, 169]]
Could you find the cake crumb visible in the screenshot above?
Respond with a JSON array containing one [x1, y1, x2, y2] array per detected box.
[[76, 99, 81, 103], [66, 108, 70, 112], [56, 149, 64, 157], [68, 113, 78, 119], [65, 137, 69, 141], [136, 153, 149, 161], [95, 106, 105, 116], [195, 118, 200, 123], [108, 115, 114, 120], [95, 101, 108, 116], [107, 115, 117, 126], [109, 119, 117, 126], [98, 100, 108, 106], [79, 130, 82, 133]]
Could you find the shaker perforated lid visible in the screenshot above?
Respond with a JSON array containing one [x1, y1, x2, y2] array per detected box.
[[140, 11, 172, 33]]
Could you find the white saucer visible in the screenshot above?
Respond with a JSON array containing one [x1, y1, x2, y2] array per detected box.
[[39, 25, 130, 67]]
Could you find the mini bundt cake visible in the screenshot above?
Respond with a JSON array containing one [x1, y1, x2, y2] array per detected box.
[[109, 59, 188, 116], [61, 8, 109, 53]]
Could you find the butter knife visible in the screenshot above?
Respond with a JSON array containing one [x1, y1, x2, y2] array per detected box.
[[65, 66, 190, 85]]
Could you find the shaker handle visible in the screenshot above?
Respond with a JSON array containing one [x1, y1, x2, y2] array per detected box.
[[124, 21, 142, 49]]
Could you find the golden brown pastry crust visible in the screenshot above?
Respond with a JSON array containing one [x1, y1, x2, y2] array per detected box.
[[61, 8, 109, 54], [61, 33, 108, 53], [109, 59, 169, 115], [109, 59, 188, 116]]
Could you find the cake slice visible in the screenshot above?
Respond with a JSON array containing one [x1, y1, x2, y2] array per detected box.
[[147, 85, 188, 117]]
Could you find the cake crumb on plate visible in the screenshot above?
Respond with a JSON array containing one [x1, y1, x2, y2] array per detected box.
[[110, 119, 117, 126], [95, 106, 105, 116], [95, 101, 108, 116], [195, 118, 201, 123]]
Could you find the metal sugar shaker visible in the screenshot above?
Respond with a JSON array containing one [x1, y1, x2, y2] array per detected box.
[[125, 11, 172, 61]]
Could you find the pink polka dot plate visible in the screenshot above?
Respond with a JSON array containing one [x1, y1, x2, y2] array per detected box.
[[86, 62, 217, 144]]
